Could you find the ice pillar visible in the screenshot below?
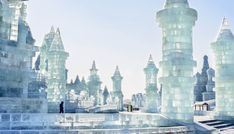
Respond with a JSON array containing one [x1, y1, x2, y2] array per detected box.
[[157, 0, 197, 123]]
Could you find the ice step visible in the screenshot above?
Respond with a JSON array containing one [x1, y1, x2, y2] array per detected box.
[[199, 120, 218, 124], [215, 124, 234, 129], [205, 121, 224, 126], [212, 123, 230, 128], [220, 126, 234, 131]]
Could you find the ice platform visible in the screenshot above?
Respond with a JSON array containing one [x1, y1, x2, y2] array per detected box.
[[0, 112, 195, 133]]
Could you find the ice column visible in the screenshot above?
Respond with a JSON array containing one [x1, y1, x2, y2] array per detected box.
[[111, 66, 124, 111], [157, 0, 197, 123], [144, 55, 160, 113], [211, 18, 234, 119], [87, 61, 102, 105]]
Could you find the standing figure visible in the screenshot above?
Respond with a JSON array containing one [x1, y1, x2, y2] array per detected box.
[[59, 101, 64, 113]]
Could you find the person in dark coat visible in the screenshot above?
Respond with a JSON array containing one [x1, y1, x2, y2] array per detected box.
[[59, 101, 64, 113]]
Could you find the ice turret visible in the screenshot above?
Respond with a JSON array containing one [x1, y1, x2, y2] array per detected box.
[[39, 27, 69, 112], [39, 26, 57, 74], [74, 75, 81, 85], [111, 66, 124, 111], [202, 68, 215, 101], [144, 55, 160, 113], [157, 0, 197, 123], [194, 55, 210, 101], [103, 86, 109, 105], [211, 18, 234, 119], [87, 61, 102, 105]]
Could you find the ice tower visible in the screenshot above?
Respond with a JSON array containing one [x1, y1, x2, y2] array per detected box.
[[211, 18, 234, 119], [111, 66, 124, 111], [87, 61, 102, 105], [144, 55, 160, 113], [40, 28, 69, 112], [157, 0, 197, 123]]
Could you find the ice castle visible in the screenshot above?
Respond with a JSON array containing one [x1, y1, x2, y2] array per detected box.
[[0, 0, 234, 133]]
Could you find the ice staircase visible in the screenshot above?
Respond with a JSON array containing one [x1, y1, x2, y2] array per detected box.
[[199, 120, 234, 133]]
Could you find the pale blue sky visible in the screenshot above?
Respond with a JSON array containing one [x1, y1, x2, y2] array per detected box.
[[26, 0, 234, 99]]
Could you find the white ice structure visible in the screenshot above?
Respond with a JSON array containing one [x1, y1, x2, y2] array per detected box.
[[0, 0, 47, 113], [39, 27, 69, 112], [87, 61, 102, 105], [157, 0, 197, 123], [144, 55, 160, 113], [111, 66, 124, 111], [211, 18, 234, 119]]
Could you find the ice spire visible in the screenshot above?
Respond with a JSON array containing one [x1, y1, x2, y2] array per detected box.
[[114, 66, 121, 76], [74, 75, 80, 84], [50, 26, 55, 33], [146, 54, 156, 67], [103, 86, 109, 96], [90, 60, 98, 71], [103, 86, 109, 105], [221, 17, 229, 30], [144, 54, 158, 87], [148, 54, 154, 63], [56, 28, 61, 35], [49, 28, 65, 51], [217, 17, 234, 41], [81, 76, 86, 84], [201, 55, 209, 75]]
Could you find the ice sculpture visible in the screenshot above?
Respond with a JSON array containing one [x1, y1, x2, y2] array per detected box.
[[144, 55, 160, 113], [194, 55, 210, 101], [0, 0, 49, 113], [0, 0, 37, 98], [211, 18, 234, 119], [111, 66, 124, 111], [40, 27, 69, 112], [87, 61, 102, 105], [103, 86, 110, 105], [157, 0, 197, 123], [202, 68, 215, 101]]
